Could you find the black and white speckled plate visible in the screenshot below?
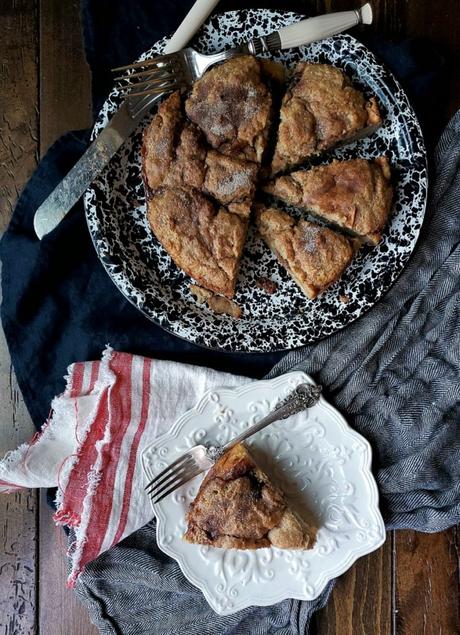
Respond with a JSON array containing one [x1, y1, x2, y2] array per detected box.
[[84, 9, 427, 353]]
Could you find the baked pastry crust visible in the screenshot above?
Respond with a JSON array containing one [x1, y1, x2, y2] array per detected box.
[[147, 188, 249, 298], [184, 443, 316, 549], [141, 91, 184, 193], [142, 91, 259, 299], [142, 92, 258, 205], [185, 56, 273, 164], [271, 63, 382, 174], [204, 150, 258, 205], [264, 157, 392, 244], [255, 205, 353, 299]]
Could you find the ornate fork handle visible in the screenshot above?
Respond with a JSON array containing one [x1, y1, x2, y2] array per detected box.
[[207, 383, 322, 461]]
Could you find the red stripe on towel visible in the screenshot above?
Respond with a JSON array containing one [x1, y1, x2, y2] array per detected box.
[[112, 357, 152, 546], [56, 362, 108, 525], [89, 361, 100, 392], [0, 478, 23, 491], [69, 363, 85, 398], [74, 352, 133, 571]]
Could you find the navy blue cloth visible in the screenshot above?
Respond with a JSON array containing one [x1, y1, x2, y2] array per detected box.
[[0, 0, 444, 432]]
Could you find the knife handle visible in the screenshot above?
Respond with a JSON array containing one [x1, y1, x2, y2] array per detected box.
[[251, 3, 372, 53], [163, 0, 220, 53]]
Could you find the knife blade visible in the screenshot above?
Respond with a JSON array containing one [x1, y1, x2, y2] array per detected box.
[[33, 99, 159, 239]]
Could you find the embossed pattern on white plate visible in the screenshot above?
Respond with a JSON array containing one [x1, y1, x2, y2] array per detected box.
[[142, 372, 386, 615]]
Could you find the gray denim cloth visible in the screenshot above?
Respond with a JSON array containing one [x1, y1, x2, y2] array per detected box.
[[74, 111, 460, 634]]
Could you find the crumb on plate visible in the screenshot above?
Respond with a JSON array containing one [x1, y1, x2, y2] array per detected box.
[[190, 284, 242, 319]]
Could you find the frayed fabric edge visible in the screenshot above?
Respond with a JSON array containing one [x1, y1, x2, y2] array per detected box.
[[65, 346, 117, 588], [54, 345, 116, 512]]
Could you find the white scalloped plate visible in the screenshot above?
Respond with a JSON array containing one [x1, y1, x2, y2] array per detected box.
[[141, 372, 385, 615]]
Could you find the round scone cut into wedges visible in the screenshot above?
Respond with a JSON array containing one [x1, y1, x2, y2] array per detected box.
[[255, 205, 354, 299], [141, 59, 387, 311], [184, 443, 316, 550], [264, 157, 393, 245], [271, 62, 382, 174]]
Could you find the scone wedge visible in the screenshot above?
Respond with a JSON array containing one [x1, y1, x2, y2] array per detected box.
[[264, 157, 393, 245], [185, 55, 274, 164], [271, 62, 382, 174], [184, 443, 316, 549], [255, 205, 354, 299], [147, 189, 250, 298]]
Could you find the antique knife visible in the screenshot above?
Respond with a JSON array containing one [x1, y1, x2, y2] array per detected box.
[[33, 0, 220, 240]]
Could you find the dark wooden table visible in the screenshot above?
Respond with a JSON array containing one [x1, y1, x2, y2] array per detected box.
[[0, 2, 459, 633]]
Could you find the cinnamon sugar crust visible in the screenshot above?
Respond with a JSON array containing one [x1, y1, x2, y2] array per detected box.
[[264, 157, 392, 244], [204, 150, 258, 205], [271, 63, 382, 174], [147, 188, 248, 298], [141, 91, 184, 193], [143, 91, 259, 206], [184, 443, 316, 549], [185, 56, 273, 164], [255, 205, 353, 299]]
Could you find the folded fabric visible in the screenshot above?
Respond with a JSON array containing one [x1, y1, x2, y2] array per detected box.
[[72, 111, 459, 635], [0, 347, 249, 587]]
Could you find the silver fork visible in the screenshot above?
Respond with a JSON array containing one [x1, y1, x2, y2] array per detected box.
[[113, 3, 373, 100], [146, 382, 322, 504], [112, 3, 372, 98]]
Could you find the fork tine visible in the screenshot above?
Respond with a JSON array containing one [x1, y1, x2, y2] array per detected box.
[[146, 457, 195, 495], [113, 64, 174, 83], [117, 76, 178, 99], [151, 466, 202, 504], [150, 468, 193, 502], [122, 82, 178, 99], [118, 74, 177, 93], [144, 453, 192, 491], [111, 54, 171, 73]]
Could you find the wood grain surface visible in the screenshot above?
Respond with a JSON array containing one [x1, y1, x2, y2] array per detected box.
[[0, 1, 459, 634], [39, 0, 92, 154], [39, 493, 98, 635], [312, 536, 393, 634], [0, 1, 95, 634], [0, 2, 38, 634], [36, 3, 95, 633], [395, 529, 460, 635]]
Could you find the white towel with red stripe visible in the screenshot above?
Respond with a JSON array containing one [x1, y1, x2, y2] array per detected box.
[[0, 347, 248, 587]]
